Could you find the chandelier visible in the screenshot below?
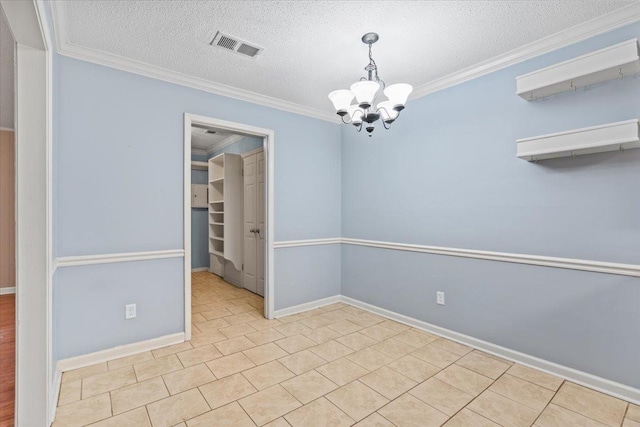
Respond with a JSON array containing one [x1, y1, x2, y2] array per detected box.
[[328, 33, 413, 137]]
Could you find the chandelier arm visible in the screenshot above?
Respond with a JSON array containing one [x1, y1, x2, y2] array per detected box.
[[340, 115, 352, 125], [355, 123, 363, 132], [382, 120, 392, 130]]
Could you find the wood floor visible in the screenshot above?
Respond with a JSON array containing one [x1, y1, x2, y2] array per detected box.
[[0, 294, 15, 427]]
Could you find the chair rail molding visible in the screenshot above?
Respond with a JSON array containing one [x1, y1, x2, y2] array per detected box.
[[279, 238, 640, 278], [341, 238, 640, 278], [273, 238, 343, 248], [55, 249, 185, 268]]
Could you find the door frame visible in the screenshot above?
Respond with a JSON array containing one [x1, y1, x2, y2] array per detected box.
[[1, 0, 53, 425], [183, 113, 275, 340]]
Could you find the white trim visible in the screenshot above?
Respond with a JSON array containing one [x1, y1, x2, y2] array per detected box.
[[273, 295, 342, 318], [0, 287, 16, 295], [56, 333, 185, 373], [47, 3, 640, 121], [184, 114, 276, 330], [191, 267, 209, 272], [184, 115, 192, 340], [1, 0, 52, 424], [49, 369, 62, 423], [56, 249, 185, 268], [275, 237, 640, 277], [411, 3, 640, 99], [274, 238, 342, 248], [342, 238, 640, 278], [0, 127, 14, 132], [50, 2, 337, 124], [340, 296, 640, 404], [191, 148, 207, 156]]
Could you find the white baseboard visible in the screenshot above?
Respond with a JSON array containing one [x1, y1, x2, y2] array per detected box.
[[56, 332, 185, 373], [191, 267, 209, 272], [340, 296, 640, 405], [49, 369, 62, 424], [273, 295, 342, 318], [0, 287, 16, 295]]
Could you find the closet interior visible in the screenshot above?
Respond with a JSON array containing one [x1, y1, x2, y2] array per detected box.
[[191, 126, 265, 296]]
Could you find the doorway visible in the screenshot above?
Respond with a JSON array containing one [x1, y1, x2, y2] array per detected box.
[[184, 114, 274, 340]]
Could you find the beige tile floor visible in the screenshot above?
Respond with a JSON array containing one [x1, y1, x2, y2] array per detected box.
[[53, 272, 640, 427]]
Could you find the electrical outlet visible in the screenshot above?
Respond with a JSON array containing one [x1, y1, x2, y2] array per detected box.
[[125, 304, 136, 319], [436, 292, 445, 305]]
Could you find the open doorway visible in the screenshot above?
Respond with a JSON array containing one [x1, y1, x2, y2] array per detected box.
[[184, 114, 274, 340]]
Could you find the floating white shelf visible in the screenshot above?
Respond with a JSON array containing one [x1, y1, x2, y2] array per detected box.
[[209, 200, 224, 204], [517, 38, 640, 100], [210, 177, 224, 184], [517, 119, 640, 161], [191, 161, 208, 170]]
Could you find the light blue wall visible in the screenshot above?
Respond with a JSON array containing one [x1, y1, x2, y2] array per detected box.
[[191, 169, 208, 269], [341, 22, 640, 389], [275, 245, 342, 310], [52, 53, 341, 361], [53, 258, 184, 361]]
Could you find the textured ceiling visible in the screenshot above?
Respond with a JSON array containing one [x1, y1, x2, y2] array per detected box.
[[191, 127, 234, 153], [58, 1, 635, 114], [0, 10, 14, 129]]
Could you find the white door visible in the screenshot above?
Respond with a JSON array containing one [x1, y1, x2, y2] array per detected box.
[[242, 154, 257, 293], [256, 152, 266, 296]]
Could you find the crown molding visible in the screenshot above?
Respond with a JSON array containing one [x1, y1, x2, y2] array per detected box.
[[411, 2, 640, 99], [207, 134, 244, 155], [191, 148, 207, 156], [50, 1, 640, 116], [49, 2, 339, 124]]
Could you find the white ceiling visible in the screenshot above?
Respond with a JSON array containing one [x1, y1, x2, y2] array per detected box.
[[56, 1, 636, 116], [0, 10, 14, 129]]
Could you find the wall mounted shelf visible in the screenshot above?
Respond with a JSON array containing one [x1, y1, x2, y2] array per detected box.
[[516, 38, 640, 100], [517, 119, 639, 161]]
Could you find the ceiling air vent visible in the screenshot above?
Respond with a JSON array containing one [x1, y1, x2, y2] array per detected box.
[[210, 31, 263, 59]]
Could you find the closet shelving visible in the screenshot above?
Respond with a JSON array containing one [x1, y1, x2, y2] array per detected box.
[[516, 119, 640, 161], [516, 38, 640, 100], [207, 153, 243, 270], [191, 161, 208, 170]]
